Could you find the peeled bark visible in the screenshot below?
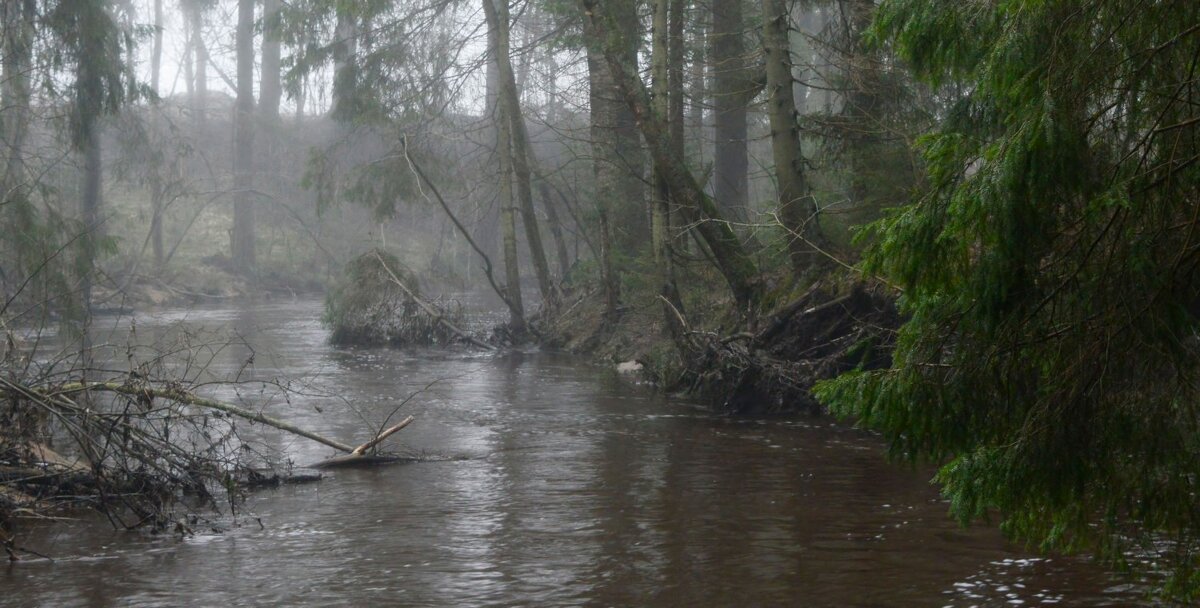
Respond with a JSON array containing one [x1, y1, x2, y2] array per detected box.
[[231, 0, 256, 274], [763, 0, 826, 273]]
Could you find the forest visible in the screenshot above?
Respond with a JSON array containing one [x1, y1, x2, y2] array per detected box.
[[2, 0, 1199, 604]]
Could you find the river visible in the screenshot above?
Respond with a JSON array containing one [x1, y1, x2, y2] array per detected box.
[[2, 299, 1151, 606]]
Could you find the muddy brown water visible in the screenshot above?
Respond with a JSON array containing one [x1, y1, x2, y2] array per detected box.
[[3, 299, 1153, 607]]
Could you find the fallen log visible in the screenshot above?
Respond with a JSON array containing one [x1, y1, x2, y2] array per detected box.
[[308, 454, 418, 469], [351, 417, 414, 456], [59, 382, 358, 453], [54, 382, 416, 467]]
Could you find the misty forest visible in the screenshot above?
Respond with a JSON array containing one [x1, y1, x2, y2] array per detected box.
[[2, 0, 1199, 605]]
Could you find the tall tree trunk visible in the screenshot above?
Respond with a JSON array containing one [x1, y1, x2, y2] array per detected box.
[[80, 133, 102, 315], [2, 0, 33, 198], [582, 0, 761, 311], [839, 0, 886, 209], [332, 6, 358, 119], [710, 0, 750, 222], [182, 2, 194, 100], [149, 0, 165, 272], [231, 0, 256, 274], [497, 104, 526, 331], [688, 6, 706, 169], [2, 0, 35, 284], [150, 0, 163, 93], [190, 1, 207, 128], [763, 0, 826, 274], [295, 72, 306, 124], [483, 0, 556, 308], [608, 0, 647, 250], [260, 0, 282, 121], [652, 0, 686, 341], [586, 46, 621, 316], [668, 0, 687, 251], [533, 167, 571, 278]]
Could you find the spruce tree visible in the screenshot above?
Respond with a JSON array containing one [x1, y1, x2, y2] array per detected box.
[[817, 0, 1200, 597]]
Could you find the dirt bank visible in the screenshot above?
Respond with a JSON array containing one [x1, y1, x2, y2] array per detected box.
[[537, 280, 899, 414]]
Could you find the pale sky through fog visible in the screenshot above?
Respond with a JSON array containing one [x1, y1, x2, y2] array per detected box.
[[129, 0, 496, 118]]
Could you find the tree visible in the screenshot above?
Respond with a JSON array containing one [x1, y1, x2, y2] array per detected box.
[[588, 0, 646, 251], [230, 0, 256, 274], [1, 0, 35, 249], [582, 0, 761, 312], [762, 0, 825, 273], [57, 0, 132, 317], [709, 0, 751, 223], [147, 0, 165, 271], [260, 0, 283, 123], [650, 0, 685, 341], [184, 0, 209, 127], [585, 30, 622, 315], [816, 0, 1200, 598], [496, 79, 526, 332], [482, 0, 557, 308]]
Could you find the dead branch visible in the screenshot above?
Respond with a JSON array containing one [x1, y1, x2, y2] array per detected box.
[[57, 381, 358, 453], [370, 251, 496, 351], [350, 416, 414, 456]]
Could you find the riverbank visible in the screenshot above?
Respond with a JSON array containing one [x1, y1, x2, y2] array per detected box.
[[94, 254, 325, 311], [2, 297, 1153, 607], [536, 273, 899, 414]]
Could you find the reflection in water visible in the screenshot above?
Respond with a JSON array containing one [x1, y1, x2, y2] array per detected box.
[[3, 299, 1153, 607]]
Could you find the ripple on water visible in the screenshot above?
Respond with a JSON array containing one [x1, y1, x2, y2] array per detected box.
[[2, 299, 1159, 607]]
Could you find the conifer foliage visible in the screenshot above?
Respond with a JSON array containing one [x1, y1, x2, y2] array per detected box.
[[817, 0, 1200, 596]]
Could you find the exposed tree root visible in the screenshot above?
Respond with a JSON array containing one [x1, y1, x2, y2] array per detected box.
[[676, 283, 899, 413]]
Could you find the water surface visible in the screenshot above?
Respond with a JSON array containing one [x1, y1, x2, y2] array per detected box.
[[3, 299, 1150, 606]]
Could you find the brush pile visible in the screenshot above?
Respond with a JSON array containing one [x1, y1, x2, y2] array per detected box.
[[678, 283, 899, 413], [324, 249, 470, 347]]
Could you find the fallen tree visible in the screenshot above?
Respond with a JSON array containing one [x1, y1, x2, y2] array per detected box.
[[0, 373, 421, 553], [53, 381, 418, 466]]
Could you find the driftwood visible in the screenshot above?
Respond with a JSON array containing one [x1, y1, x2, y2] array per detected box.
[[57, 382, 415, 468], [308, 454, 417, 469], [60, 382, 358, 453]]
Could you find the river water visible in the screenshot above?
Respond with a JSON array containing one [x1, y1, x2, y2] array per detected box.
[[3, 299, 1151, 606]]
